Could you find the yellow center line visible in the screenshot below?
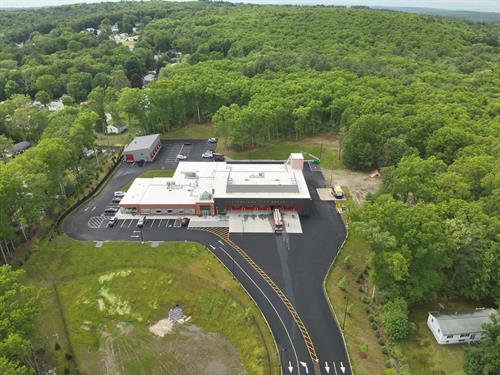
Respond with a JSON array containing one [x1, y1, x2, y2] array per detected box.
[[190, 227, 321, 375]]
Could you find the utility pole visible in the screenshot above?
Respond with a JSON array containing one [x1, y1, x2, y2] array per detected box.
[[342, 294, 349, 330]]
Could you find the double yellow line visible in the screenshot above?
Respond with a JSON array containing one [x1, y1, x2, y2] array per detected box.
[[192, 226, 321, 375]]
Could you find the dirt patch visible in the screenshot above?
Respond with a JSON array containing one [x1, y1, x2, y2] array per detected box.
[[94, 322, 246, 375], [324, 169, 382, 206]]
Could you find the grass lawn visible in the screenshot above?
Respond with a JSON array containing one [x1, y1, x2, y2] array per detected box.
[[226, 137, 342, 170], [96, 131, 134, 146], [161, 123, 216, 140], [325, 230, 388, 375], [24, 236, 279, 375], [121, 169, 175, 191]]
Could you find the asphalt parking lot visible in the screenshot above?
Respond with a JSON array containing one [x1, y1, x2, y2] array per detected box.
[[64, 139, 218, 239]]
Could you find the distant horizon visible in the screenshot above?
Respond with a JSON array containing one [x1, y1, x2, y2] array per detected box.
[[1, 0, 499, 13]]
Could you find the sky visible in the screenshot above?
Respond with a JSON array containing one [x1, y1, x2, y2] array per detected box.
[[1, 0, 499, 13]]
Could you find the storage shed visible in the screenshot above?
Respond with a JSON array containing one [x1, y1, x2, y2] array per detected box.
[[123, 134, 161, 163]]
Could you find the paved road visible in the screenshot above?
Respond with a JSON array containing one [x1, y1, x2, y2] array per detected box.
[[64, 150, 352, 375]]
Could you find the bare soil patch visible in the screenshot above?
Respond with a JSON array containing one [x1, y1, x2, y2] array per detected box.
[[324, 169, 382, 206]]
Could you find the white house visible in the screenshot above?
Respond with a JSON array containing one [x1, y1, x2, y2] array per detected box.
[[427, 308, 496, 345], [48, 99, 64, 112], [106, 124, 127, 134]]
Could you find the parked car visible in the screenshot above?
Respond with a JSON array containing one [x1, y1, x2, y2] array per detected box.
[[183, 142, 192, 146], [177, 154, 187, 160], [107, 217, 118, 227], [114, 191, 126, 198], [111, 197, 122, 204], [104, 207, 119, 215], [137, 159, 145, 167], [181, 217, 190, 227], [202, 151, 213, 158], [208, 138, 217, 143], [213, 153, 224, 161], [137, 216, 146, 228]]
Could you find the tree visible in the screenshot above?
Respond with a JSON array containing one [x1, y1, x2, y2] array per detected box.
[[382, 298, 413, 341], [0, 266, 40, 374], [35, 74, 57, 98], [464, 311, 500, 375], [66, 72, 93, 102], [110, 69, 130, 91], [35, 90, 50, 106], [0, 135, 13, 163]]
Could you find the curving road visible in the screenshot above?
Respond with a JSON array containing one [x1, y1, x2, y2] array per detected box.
[[64, 141, 352, 375]]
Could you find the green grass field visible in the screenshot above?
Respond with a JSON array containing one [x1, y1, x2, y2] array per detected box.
[[121, 169, 175, 191], [161, 123, 216, 140], [96, 131, 134, 146], [227, 142, 341, 170], [24, 236, 279, 375]]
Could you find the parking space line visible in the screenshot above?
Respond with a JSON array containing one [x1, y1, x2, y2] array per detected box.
[[151, 218, 156, 227], [120, 220, 126, 228], [165, 219, 170, 227], [128, 220, 133, 228], [158, 219, 163, 227]]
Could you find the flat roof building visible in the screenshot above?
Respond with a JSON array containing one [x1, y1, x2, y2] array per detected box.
[[123, 134, 161, 163], [120, 154, 312, 217]]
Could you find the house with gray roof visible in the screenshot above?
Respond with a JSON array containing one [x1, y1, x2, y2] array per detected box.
[[427, 308, 496, 344]]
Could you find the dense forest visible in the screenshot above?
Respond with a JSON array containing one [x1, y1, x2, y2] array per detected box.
[[0, 1, 498, 374]]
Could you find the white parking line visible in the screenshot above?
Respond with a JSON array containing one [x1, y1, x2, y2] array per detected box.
[[158, 219, 163, 227], [120, 220, 126, 228], [165, 219, 171, 227], [84, 207, 89, 212], [128, 220, 133, 228], [91, 207, 96, 211], [151, 218, 156, 227]]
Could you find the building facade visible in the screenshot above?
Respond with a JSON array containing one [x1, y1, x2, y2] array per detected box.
[[119, 154, 312, 217]]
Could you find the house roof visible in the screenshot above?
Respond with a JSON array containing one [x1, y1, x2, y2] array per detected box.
[[11, 141, 32, 153], [124, 134, 159, 152], [429, 308, 496, 335]]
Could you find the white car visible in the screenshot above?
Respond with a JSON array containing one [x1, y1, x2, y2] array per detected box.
[[208, 138, 217, 143], [114, 191, 126, 198], [202, 151, 213, 158], [176, 154, 187, 160]]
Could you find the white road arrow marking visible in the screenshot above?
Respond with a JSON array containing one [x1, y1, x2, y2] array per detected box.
[[218, 240, 224, 245], [288, 361, 293, 373], [209, 244, 216, 250], [340, 362, 346, 374], [91, 206, 96, 211], [300, 361, 309, 374], [325, 361, 330, 374]]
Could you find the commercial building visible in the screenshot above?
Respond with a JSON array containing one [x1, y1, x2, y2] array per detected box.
[[119, 153, 312, 216], [123, 134, 161, 163], [427, 308, 496, 344]]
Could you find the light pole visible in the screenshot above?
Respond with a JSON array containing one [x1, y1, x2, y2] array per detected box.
[[342, 294, 349, 330]]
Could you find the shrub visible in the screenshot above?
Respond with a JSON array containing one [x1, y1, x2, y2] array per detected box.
[[65, 352, 73, 360], [371, 322, 378, 330], [382, 298, 412, 341], [362, 296, 371, 305], [381, 346, 389, 355], [385, 361, 392, 368], [64, 368, 70, 374], [343, 255, 352, 270], [375, 331, 381, 338], [368, 314, 374, 322], [364, 306, 370, 313], [337, 275, 348, 291], [55, 342, 61, 351]]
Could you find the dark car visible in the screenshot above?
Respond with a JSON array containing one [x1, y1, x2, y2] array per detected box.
[[183, 142, 192, 146], [213, 153, 224, 161], [111, 197, 122, 204], [137, 159, 145, 167], [104, 207, 119, 215], [107, 217, 118, 227], [181, 217, 190, 227]]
